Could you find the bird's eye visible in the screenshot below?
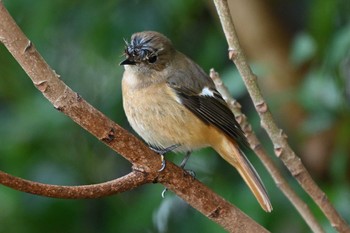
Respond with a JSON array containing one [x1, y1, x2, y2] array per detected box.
[[148, 55, 157, 64]]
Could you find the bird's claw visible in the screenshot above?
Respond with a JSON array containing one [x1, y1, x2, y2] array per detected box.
[[158, 154, 166, 172], [185, 169, 196, 178], [150, 144, 180, 172], [160, 168, 195, 198], [161, 188, 168, 198]]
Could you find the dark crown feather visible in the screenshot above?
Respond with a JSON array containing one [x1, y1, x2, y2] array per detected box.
[[124, 34, 158, 62]]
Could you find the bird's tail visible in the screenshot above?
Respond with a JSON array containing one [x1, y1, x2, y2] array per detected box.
[[215, 137, 273, 212]]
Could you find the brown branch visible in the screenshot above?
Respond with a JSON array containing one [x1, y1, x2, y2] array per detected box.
[[0, 3, 269, 232], [0, 170, 151, 199], [212, 0, 350, 232], [210, 69, 325, 233]]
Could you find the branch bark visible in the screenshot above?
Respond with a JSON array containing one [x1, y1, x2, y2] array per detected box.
[[212, 0, 350, 232], [0, 170, 151, 198], [0, 2, 268, 232]]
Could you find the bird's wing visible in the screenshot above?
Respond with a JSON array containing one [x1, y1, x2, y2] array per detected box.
[[167, 71, 249, 149]]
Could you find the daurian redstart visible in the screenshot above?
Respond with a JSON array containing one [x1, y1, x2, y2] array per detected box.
[[120, 31, 272, 212]]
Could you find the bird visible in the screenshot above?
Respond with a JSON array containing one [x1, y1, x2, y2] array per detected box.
[[120, 31, 272, 212]]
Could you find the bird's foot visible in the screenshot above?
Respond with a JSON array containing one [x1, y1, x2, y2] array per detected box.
[[150, 144, 180, 172], [161, 151, 194, 198]]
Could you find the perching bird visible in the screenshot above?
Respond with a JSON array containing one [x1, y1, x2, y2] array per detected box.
[[120, 31, 272, 212]]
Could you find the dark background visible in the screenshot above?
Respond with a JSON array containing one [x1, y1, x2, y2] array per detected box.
[[0, 0, 349, 232]]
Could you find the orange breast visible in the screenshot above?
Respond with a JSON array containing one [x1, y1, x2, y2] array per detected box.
[[122, 77, 220, 152]]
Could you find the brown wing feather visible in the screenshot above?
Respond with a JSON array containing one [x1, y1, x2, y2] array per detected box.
[[168, 82, 250, 149]]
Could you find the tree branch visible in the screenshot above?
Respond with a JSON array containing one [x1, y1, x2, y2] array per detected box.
[[210, 69, 324, 233], [212, 0, 350, 232], [0, 170, 151, 199], [0, 2, 269, 232]]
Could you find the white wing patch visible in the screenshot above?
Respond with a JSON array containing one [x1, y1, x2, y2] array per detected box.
[[200, 87, 215, 97]]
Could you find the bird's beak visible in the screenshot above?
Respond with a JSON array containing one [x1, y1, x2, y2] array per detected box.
[[119, 58, 136, 66]]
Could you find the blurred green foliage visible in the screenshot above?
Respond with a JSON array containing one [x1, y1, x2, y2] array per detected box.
[[0, 0, 349, 232]]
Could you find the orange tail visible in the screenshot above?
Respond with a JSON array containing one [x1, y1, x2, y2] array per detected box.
[[215, 137, 272, 212]]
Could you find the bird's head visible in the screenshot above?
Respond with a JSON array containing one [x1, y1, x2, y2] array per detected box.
[[120, 31, 175, 71]]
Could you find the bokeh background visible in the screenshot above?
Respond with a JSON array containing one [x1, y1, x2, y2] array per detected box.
[[0, 0, 349, 232]]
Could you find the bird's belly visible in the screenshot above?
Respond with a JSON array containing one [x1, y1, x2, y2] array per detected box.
[[122, 84, 211, 151]]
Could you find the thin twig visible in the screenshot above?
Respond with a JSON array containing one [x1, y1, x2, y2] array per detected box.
[[0, 170, 151, 198], [0, 3, 269, 232], [210, 69, 325, 233], [212, 0, 350, 232]]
